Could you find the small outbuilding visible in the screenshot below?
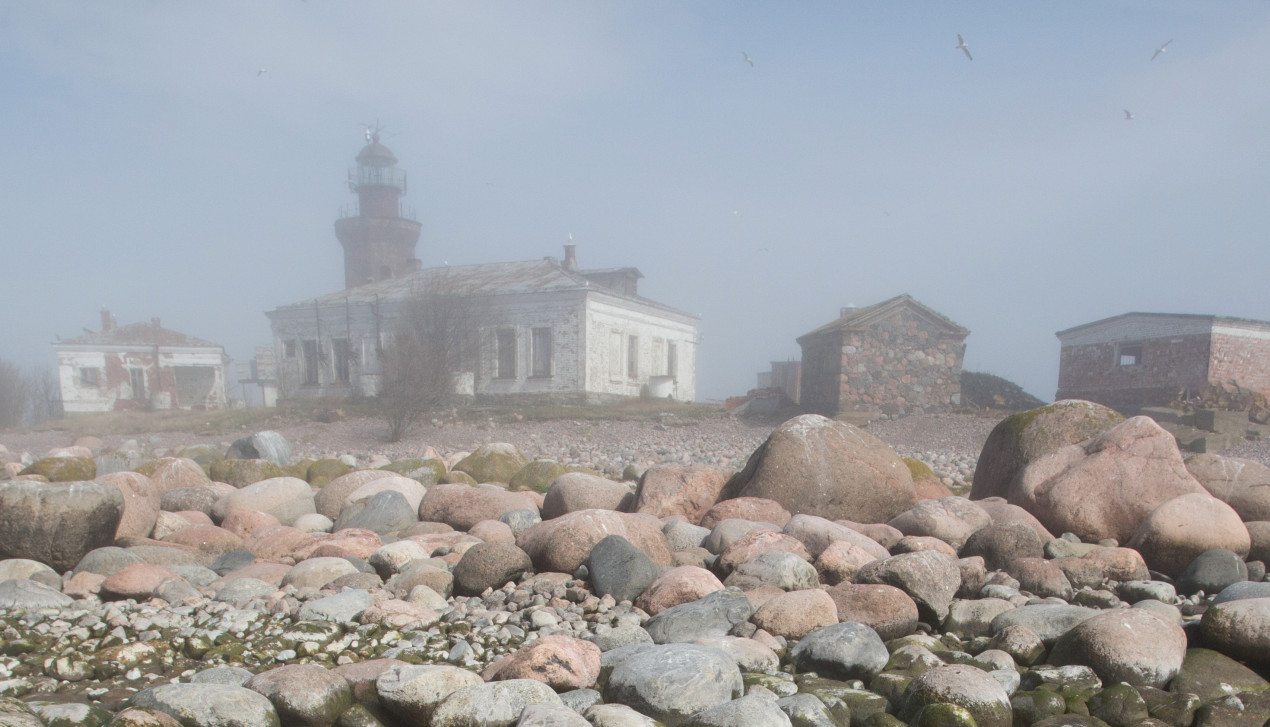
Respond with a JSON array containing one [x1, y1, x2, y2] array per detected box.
[[54, 310, 229, 414], [797, 294, 969, 417], [1055, 311, 1270, 413]]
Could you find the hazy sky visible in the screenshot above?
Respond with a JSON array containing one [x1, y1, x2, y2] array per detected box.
[[4, 2, 1269, 403]]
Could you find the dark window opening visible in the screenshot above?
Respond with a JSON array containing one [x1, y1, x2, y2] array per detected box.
[[129, 368, 146, 400], [667, 342, 678, 381], [531, 327, 552, 378], [1117, 342, 1143, 367], [497, 329, 517, 379], [79, 367, 100, 387], [332, 338, 351, 383], [284, 340, 297, 358], [303, 340, 320, 384], [627, 335, 639, 379]]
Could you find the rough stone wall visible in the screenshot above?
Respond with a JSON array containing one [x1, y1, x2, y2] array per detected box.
[[1055, 333, 1211, 413], [836, 312, 965, 414], [798, 331, 842, 416], [1209, 330, 1270, 396]]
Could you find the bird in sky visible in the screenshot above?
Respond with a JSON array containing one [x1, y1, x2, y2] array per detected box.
[[1124, 109, 1134, 120], [956, 34, 973, 61], [1151, 39, 1172, 61], [742, 51, 754, 68], [257, 68, 267, 77]]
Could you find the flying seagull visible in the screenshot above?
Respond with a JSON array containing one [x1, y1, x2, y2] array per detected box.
[[956, 34, 973, 61], [1124, 109, 1134, 120], [257, 68, 267, 77], [742, 51, 754, 68], [1151, 39, 1172, 61]]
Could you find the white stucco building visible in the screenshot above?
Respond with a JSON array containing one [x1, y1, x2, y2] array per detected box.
[[54, 310, 229, 414], [266, 250, 698, 403], [265, 135, 698, 405]]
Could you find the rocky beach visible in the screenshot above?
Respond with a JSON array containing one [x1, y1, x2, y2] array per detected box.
[[2, 403, 1270, 727]]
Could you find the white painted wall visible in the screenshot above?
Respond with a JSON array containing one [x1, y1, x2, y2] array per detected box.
[[584, 295, 698, 401]]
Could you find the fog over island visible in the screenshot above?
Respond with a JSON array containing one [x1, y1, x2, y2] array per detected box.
[[3, 2, 1269, 402]]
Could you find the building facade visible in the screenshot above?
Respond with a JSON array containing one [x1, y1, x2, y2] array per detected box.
[[265, 137, 698, 404], [54, 310, 229, 414], [1055, 312, 1270, 413], [797, 295, 969, 417]]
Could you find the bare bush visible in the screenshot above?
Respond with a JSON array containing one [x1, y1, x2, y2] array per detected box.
[[0, 359, 23, 428], [0, 360, 58, 428], [378, 273, 487, 442]]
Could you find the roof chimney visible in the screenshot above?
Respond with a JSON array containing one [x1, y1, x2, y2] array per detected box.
[[840, 305, 858, 318], [101, 308, 114, 332], [563, 244, 578, 272]]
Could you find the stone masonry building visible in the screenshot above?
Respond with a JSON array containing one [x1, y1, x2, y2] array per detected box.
[[266, 136, 698, 404], [797, 294, 969, 417], [1055, 312, 1270, 414], [54, 310, 229, 414]]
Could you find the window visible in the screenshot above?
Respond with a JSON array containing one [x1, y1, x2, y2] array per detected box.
[[332, 338, 351, 383], [129, 368, 146, 400], [1117, 342, 1143, 367], [609, 332, 623, 380], [497, 329, 517, 379], [284, 340, 297, 359], [531, 327, 552, 378], [78, 367, 100, 387], [302, 340, 320, 384], [652, 338, 665, 376], [668, 342, 678, 380], [627, 335, 639, 379]]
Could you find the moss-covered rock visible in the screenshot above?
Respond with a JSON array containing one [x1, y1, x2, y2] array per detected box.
[[912, 703, 979, 727], [19, 456, 96, 482], [35, 702, 114, 727], [452, 443, 529, 484], [282, 460, 312, 480], [208, 459, 284, 488], [1086, 683, 1148, 727], [970, 400, 1124, 500], [175, 444, 224, 472], [1011, 690, 1067, 725], [507, 460, 568, 493], [380, 458, 445, 486], [1170, 648, 1270, 702], [439, 471, 477, 485], [307, 459, 353, 487]]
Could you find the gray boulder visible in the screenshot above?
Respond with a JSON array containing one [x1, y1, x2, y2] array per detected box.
[[789, 622, 889, 682], [990, 604, 1098, 646], [588, 535, 660, 604], [430, 679, 562, 727], [0, 481, 124, 572], [682, 694, 793, 726], [296, 589, 375, 622], [334, 490, 417, 534], [723, 550, 818, 592], [900, 665, 1012, 727], [244, 664, 352, 727], [452, 543, 533, 598], [227, 431, 291, 466], [130, 683, 280, 727], [643, 587, 754, 644], [0, 579, 73, 610], [375, 664, 483, 725], [604, 644, 743, 726], [854, 550, 960, 623]]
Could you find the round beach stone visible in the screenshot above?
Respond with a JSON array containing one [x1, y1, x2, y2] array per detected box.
[[990, 604, 1098, 646], [1174, 548, 1248, 596], [635, 565, 724, 616], [452, 443, 529, 484], [588, 534, 660, 604], [295, 589, 375, 622], [604, 644, 743, 726], [1048, 608, 1186, 688], [212, 477, 315, 526], [333, 490, 418, 535], [516, 509, 671, 575], [751, 588, 838, 640], [681, 694, 793, 727], [488, 634, 601, 691], [0, 578, 73, 609], [130, 683, 280, 727], [633, 465, 730, 524], [244, 664, 352, 727], [376, 664, 483, 724], [854, 549, 960, 623], [281, 557, 358, 589], [98, 471, 161, 540], [781, 514, 889, 560], [960, 521, 1044, 571], [1127, 494, 1250, 577], [452, 542, 532, 597], [900, 665, 1012, 727], [420, 484, 539, 531], [1201, 596, 1270, 664], [699, 498, 792, 531], [724, 549, 818, 592], [430, 679, 561, 727], [888, 497, 991, 551], [643, 587, 755, 644], [542, 473, 630, 519], [0, 480, 124, 572], [789, 621, 889, 681], [718, 415, 917, 523], [824, 583, 919, 640]]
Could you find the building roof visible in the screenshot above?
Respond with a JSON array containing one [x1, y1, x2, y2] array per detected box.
[[797, 294, 970, 342], [268, 257, 696, 319], [57, 320, 223, 349], [1056, 311, 1270, 340]]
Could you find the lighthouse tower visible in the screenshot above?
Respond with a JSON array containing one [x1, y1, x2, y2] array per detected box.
[[334, 133, 423, 289]]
